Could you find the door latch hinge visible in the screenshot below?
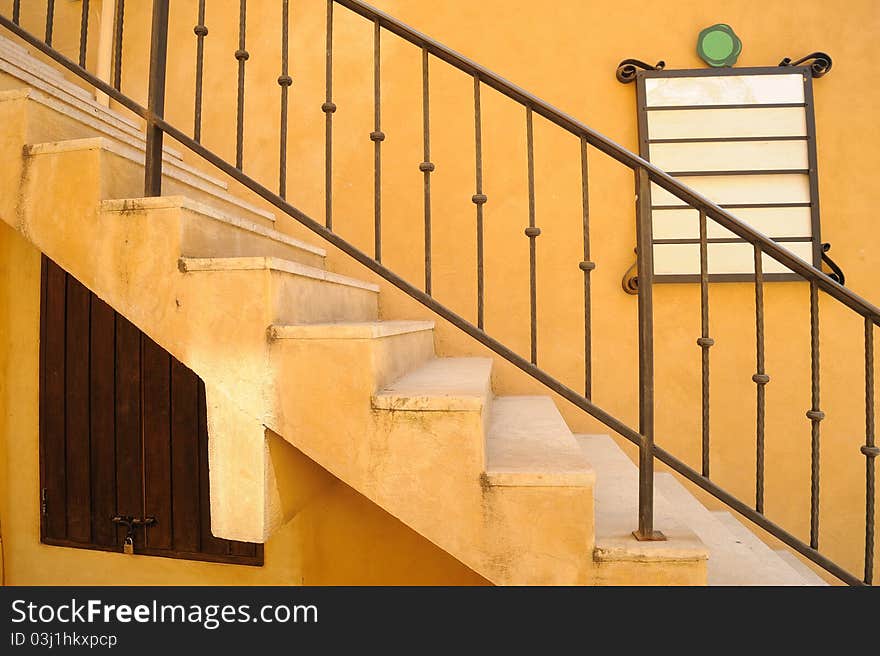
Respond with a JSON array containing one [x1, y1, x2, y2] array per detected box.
[[40, 488, 47, 516]]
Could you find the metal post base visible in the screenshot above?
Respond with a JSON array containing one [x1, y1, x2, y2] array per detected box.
[[632, 530, 667, 542]]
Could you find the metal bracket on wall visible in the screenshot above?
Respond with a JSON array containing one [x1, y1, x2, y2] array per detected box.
[[779, 52, 833, 78], [616, 58, 665, 83], [622, 248, 639, 294], [820, 242, 846, 285]]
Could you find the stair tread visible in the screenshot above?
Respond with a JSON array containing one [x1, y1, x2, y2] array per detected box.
[[26, 138, 276, 223], [709, 510, 828, 586], [772, 549, 830, 586], [101, 196, 323, 258], [577, 436, 807, 581], [484, 396, 593, 487], [575, 435, 707, 563], [372, 357, 492, 411], [270, 321, 434, 340], [178, 256, 379, 292], [653, 476, 809, 585]]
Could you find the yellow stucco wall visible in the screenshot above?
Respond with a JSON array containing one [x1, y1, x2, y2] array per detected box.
[[2, 0, 878, 582]]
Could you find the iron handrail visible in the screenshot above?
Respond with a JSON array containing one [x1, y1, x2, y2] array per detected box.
[[0, 6, 871, 585], [337, 0, 880, 325]]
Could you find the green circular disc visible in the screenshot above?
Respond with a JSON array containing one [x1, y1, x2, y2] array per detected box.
[[697, 24, 742, 67]]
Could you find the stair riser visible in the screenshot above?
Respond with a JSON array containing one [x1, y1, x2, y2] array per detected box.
[[593, 560, 708, 586], [177, 208, 325, 268], [482, 485, 595, 585], [270, 330, 436, 405], [270, 272, 378, 325]]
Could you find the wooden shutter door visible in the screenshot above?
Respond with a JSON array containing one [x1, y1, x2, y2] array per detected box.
[[39, 256, 263, 566]]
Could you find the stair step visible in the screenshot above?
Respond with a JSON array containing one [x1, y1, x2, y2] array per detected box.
[[0, 86, 188, 170], [0, 37, 183, 159], [575, 435, 707, 568], [655, 476, 808, 585], [0, 36, 140, 130], [27, 138, 273, 224], [484, 396, 593, 487], [269, 321, 434, 340], [179, 256, 378, 324], [0, 35, 66, 80], [101, 197, 324, 267], [270, 321, 436, 392], [179, 256, 376, 291], [709, 510, 828, 586], [372, 357, 492, 411], [773, 549, 830, 586]]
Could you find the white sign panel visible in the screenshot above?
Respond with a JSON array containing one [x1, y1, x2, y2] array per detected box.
[[638, 68, 820, 281]]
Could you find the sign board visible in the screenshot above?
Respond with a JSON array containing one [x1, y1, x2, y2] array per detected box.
[[636, 67, 821, 282]]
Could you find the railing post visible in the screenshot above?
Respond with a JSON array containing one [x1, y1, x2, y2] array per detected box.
[[144, 0, 169, 197], [634, 167, 665, 541]]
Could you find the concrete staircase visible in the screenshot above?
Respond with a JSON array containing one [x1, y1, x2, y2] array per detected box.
[[0, 33, 828, 585]]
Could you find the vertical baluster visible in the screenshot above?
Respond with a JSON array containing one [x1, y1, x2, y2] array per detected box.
[[322, 0, 336, 229], [698, 210, 714, 477], [863, 317, 877, 585], [234, 0, 249, 170], [371, 19, 385, 260], [633, 166, 662, 541], [193, 0, 207, 142], [11, 0, 19, 25], [278, 0, 292, 198], [44, 0, 55, 45], [79, 0, 90, 68], [112, 0, 125, 91], [144, 0, 169, 197], [753, 245, 770, 513], [525, 107, 540, 365], [472, 76, 487, 328], [580, 138, 595, 398], [420, 47, 434, 294], [807, 279, 824, 549]]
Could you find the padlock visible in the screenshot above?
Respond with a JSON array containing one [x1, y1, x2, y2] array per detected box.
[[123, 536, 134, 555]]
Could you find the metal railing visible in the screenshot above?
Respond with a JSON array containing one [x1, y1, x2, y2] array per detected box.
[[2, 0, 877, 586]]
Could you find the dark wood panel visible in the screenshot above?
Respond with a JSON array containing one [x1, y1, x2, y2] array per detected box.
[[228, 541, 257, 558], [38, 256, 48, 537], [170, 359, 200, 553], [142, 336, 172, 550], [41, 259, 67, 540], [89, 295, 117, 547], [65, 275, 91, 543], [41, 257, 262, 566], [114, 314, 143, 550], [197, 381, 231, 555]]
